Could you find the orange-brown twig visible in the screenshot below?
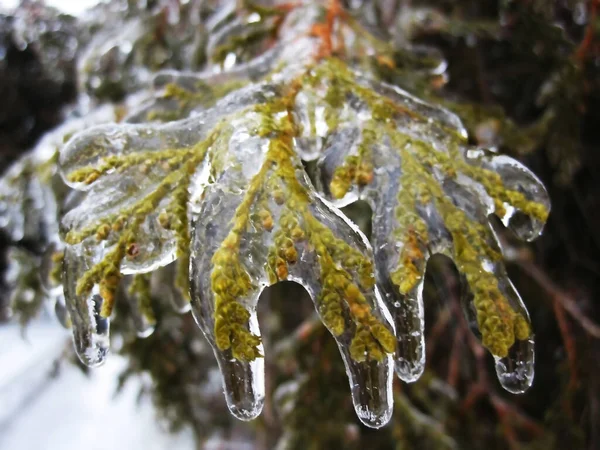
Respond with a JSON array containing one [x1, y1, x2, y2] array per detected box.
[[309, 0, 347, 58], [433, 263, 545, 443], [553, 299, 579, 394], [426, 307, 452, 360], [516, 260, 600, 338], [575, 0, 599, 62], [447, 327, 464, 388]]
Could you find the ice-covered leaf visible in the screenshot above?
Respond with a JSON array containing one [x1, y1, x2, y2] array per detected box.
[[59, 76, 397, 427], [56, 0, 551, 428], [303, 58, 549, 390]]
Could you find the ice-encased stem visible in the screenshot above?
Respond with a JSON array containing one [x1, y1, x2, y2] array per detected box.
[[388, 284, 426, 383], [189, 207, 266, 421], [457, 268, 536, 394], [213, 314, 266, 421]]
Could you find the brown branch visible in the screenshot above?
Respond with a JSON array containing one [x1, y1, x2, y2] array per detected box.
[[426, 307, 452, 360], [553, 300, 579, 394], [491, 394, 545, 438], [575, 0, 599, 62], [516, 259, 600, 338], [433, 262, 546, 443], [447, 327, 464, 388]]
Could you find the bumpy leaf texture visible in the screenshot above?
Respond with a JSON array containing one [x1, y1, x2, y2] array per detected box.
[[50, 1, 549, 428]]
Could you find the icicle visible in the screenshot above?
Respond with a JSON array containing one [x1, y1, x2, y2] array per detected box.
[[212, 318, 266, 421], [188, 132, 396, 427], [50, 2, 553, 425], [125, 274, 157, 338], [54, 292, 72, 329], [189, 184, 267, 421], [151, 262, 191, 313], [339, 342, 394, 428], [494, 339, 535, 394], [489, 276, 535, 393], [307, 59, 549, 390], [63, 245, 110, 367]]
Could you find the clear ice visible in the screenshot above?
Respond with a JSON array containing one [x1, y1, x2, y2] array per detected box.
[[63, 245, 110, 367], [0, 0, 551, 428]]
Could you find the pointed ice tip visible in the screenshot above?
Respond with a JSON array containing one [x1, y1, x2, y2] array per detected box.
[[215, 352, 265, 422], [171, 301, 192, 314], [227, 396, 265, 421], [71, 315, 111, 368], [355, 404, 393, 429], [345, 355, 394, 429], [493, 339, 535, 394], [494, 356, 534, 394], [394, 358, 425, 383], [496, 373, 533, 395], [73, 341, 109, 368], [135, 326, 155, 338]]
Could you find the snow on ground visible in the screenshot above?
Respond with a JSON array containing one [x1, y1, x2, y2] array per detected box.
[[0, 321, 195, 450]]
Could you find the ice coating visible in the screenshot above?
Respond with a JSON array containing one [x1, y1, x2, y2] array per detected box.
[[16, 108, 136, 365], [0, 102, 125, 251], [57, 83, 285, 321], [125, 45, 284, 124], [52, 0, 551, 427], [463, 149, 549, 241], [305, 59, 549, 384], [76, 0, 209, 100], [188, 106, 395, 425], [206, 14, 281, 65], [77, 16, 150, 97], [0, 103, 127, 326]]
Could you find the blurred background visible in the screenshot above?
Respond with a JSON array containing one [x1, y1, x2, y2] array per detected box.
[[0, 1, 191, 447], [0, 322, 197, 449]]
